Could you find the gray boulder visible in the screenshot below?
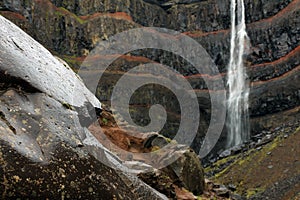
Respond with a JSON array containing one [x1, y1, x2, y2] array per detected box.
[[0, 15, 167, 200]]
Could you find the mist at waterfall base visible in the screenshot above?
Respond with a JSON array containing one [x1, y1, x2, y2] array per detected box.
[[226, 0, 250, 148]]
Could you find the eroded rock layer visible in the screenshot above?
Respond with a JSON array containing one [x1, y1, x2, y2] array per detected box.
[[1, 0, 299, 153]]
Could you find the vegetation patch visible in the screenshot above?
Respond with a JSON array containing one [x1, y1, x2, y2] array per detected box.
[[246, 187, 265, 198]]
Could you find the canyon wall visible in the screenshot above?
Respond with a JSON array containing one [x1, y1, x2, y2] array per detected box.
[[1, 0, 299, 153]]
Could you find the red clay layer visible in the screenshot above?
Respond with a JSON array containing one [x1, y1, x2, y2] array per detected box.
[[251, 64, 300, 86], [184, 0, 299, 38], [252, 45, 300, 68], [73, 49, 299, 86], [0, 11, 26, 20], [184, 29, 229, 38], [35, 0, 134, 23], [249, 0, 300, 27], [80, 12, 133, 22], [75, 54, 153, 63], [5, 0, 298, 86]]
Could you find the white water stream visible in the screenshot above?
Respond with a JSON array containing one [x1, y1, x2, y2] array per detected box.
[[226, 0, 250, 147]]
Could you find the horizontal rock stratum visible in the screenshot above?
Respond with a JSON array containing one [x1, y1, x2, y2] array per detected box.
[[1, 0, 299, 155]]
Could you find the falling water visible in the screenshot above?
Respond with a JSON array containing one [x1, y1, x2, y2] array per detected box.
[[226, 0, 250, 147]]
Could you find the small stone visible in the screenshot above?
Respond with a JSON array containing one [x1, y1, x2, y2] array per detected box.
[[230, 193, 243, 200], [257, 139, 262, 143], [256, 146, 262, 151], [231, 145, 242, 154], [219, 149, 231, 158], [34, 108, 41, 114], [213, 185, 230, 197], [13, 175, 21, 183], [267, 152, 272, 155], [59, 168, 66, 178], [274, 127, 281, 131], [268, 165, 273, 169], [228, 183, 236, 191], [123, 161, 154, 173], [88, 187, 93, 193]]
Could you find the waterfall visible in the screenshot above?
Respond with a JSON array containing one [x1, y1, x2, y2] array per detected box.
[[226, 0, 250, 147]]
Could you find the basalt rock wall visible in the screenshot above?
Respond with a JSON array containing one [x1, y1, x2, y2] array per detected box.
[[1, 0, 299, 152]]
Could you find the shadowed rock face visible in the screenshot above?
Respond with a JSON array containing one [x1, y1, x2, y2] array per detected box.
[[1, 0, 299, 153]]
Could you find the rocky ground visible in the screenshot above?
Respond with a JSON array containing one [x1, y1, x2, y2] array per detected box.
[[89, 106, 300, 199], [205, 120, 300, 200]]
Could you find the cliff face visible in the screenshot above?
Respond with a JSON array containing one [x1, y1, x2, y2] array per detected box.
[[1, 0, 299, 153]]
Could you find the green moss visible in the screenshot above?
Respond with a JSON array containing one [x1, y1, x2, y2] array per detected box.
[[60, 56, 82, 71], [214, 166, 230, 179], [246, 187, 265, 198], [295, 126, 300, 133], [204, 154, 239, 176], [164, 137, 178, 144], [151, 146, 160, 152], [102, 117, 108, 125], [238, 159, 246, 166], [55, 7, 85, 24], [165, 137, 172, 143], [62, 102, 74, 110]]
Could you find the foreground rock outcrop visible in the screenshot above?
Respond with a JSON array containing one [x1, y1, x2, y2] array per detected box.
[[0, 15, 171, 199]]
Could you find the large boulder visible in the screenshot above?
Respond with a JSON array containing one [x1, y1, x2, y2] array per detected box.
[[136, 146, 205, 199], [0, 15, 167, 199], [167, 148, 205, 195]]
